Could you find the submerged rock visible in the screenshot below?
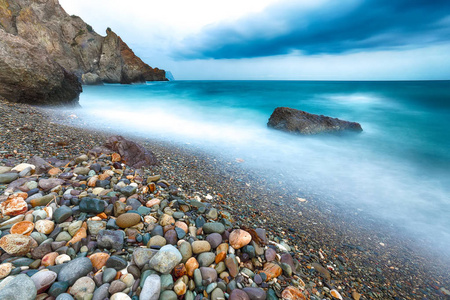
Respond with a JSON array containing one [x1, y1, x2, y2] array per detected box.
[[268, 107, 362, 134]]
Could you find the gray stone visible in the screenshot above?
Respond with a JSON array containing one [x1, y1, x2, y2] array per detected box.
[[148, 245, 182, 274], [103, 268, 117, 283], [48, 281, 69, 297], [0, 173, 19, 184], [28, 156, 51, 174], [243, 287, 266, 300], [179, 241, 192, 263], [159, 290, 177, 300], [92, 283, 110, 300], [206, 233, 222, 249], [0, 166, 12, 174], [73, 167, 90, 175], [57, 257, 93, 285], [120, 185, 137, 197], [56, 293, 74, 300], [87, 220, 106, 236], [0, 274, 37, 300], [197, 252, 216, 267], [200, 267, 217, 285], [79, 198, 106, 214], [229, 289, 250, 300], [202, 222, 225, 234], [106, 255, 128, 270], [160, 274, 174, 291], [38, 178, 64, 190], [211, 287, 225, 300], [140, 274, 161, 300], [108, 279, 127, 294], [54, 206, 73, 223], [97, 230, 124, 250], [132, 248, 157, 268]]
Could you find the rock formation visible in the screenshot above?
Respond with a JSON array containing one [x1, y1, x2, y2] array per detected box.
[[267, 107, 363, 135], [0, 30, 81, 106], [0, 0, 167, 105]]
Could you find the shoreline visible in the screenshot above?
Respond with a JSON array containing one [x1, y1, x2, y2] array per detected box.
[[1, 99, 449, 299]]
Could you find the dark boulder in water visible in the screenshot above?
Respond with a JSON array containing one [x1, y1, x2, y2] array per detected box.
[[268, 107, 362, 135]]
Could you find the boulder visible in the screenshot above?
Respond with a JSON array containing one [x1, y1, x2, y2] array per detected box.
[[267, 107, 362, 135], [104, 135, 158, 168]]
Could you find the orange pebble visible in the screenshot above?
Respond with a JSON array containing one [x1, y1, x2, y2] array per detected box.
[[41, 252, 59, 267]]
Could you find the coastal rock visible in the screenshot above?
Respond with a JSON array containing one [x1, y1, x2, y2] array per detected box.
[[0, 195, 28, 216], [10, 220, 34, 235], [0, 0, 166, 106], [0, 274, 37, 300], [148, 245, 182, 274], [103, 135, 158, 168], [0, 30, 81, 105], [116, 212, 141, 228], [31, 270, 57, 294], [229, 229, 252, 249], [281, 286, 307, 300], [133, 248, 157, 268], [140, 274, 161, 300], [57, 257, 93, 285], [97, 229, 125, 250], [0, 234, 35, 255], [0, 263, 13, 279], [267, 107, 363, 134]]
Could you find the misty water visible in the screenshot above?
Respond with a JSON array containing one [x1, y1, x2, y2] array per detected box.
[[73, 80, 450, 251]]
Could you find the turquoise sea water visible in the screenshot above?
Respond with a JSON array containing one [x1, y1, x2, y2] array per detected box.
[[75, 81, 450, 249]]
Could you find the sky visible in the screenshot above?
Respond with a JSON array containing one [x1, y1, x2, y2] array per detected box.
[[59, 0, 450, 80]]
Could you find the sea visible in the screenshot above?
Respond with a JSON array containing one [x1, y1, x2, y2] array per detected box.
[[72, 80, 450, 251]]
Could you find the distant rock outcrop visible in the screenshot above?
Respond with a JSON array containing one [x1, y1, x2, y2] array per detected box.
[[0, 0, 167, 105], [268, 107, 363, 135]]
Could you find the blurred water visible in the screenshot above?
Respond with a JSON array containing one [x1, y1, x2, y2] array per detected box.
[[74, 80, 450, 249]]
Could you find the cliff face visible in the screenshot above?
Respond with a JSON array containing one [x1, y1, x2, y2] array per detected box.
[[0, 0, 166, 105], [0, 29, 81, 105]]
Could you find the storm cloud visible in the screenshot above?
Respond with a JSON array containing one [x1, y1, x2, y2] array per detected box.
[[174, 0, 450, 59]]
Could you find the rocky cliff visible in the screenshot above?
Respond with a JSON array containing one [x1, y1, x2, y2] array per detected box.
[[0, 0, 167, 105]]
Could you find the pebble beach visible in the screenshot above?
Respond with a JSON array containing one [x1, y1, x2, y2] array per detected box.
[[0, 98, 449, 300]]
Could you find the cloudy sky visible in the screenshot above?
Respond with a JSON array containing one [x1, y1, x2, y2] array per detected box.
[[60, 0, 450, 80]]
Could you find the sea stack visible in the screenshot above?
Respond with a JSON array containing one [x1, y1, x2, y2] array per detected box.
[[267, 107, 363, 135]]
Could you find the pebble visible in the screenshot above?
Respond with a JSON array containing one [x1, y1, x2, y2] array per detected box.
[[110, 292, 131, 300], [229, 229, 252, 249], [70, 276, 95, 298], [0, 234, 34, 255], [192, 240, 212, 254], [203, 222, 225, 234], [116, 212, 141, 228], [105, 255, 128, 270], [148, 245, 182, 274], [0, 274, 37, 300], [57, 257, 93, 285], [140, 274, 161, 300], [35, 219, 55, 234]]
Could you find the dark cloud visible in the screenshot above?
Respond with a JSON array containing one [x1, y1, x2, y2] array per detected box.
[[174, 0, 450, 59]]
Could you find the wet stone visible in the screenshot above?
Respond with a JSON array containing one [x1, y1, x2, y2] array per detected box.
[[79, 198, 106, 214], [54, 206, 73, 223], [97, 230, 124, 250], [106, 255, 128, 271]]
